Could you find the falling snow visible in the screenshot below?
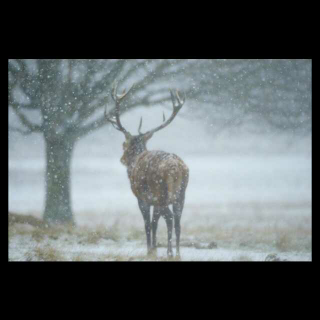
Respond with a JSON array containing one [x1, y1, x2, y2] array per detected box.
[[9, 59, 311, 261]]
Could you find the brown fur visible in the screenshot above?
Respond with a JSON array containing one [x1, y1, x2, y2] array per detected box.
[[128, 150, 189, 206]]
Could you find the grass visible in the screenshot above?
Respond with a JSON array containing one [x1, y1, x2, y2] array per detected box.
[[9, 212, 47, 228], [8, 211, 311, 261], [183, 221, 311, 252], [32, 246, 65, 261], [100, 253, 182, 262], [9, 217, 120, 244], [72, 254, 87, 261], [126, 229, 145, 241], [232, 255, 253, 261], [81, 226, 119, 244]]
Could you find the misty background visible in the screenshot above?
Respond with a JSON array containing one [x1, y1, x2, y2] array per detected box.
[[9, 59, 311, 234]]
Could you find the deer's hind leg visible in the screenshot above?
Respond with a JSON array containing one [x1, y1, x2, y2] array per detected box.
[[151, 206, 161, 253], [138, 199, 152, 255], [162, 206, 174, 258], [173, 186, 186, 257]]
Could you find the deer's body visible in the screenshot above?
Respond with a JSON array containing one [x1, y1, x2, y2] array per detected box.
[[105, 82, 188, 257], [127, 150, 189, 206]]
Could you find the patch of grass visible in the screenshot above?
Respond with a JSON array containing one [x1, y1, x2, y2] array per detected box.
[[183, 220, 311, 253], [33, 246, 65, 261], [30, 225, 75, 242], [31, 228, 46, 242], [80, 226, 119, 244], [9, 212, 47, 228], [72, 254, 87, 261], [25, 250, 34, 261], [232, 255, 253, 261], [127, 229, 145, 241], [100, 254, 133, 261], [8, 225, 16, 241], [9, 217, 121, 248], [99, 252, 181, 262], [9, 224, 35, 239], [275, 233, 292, 252], [8, 216, 74, 242]]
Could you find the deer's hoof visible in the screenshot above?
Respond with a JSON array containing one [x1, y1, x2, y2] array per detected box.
[[167, 251, 173, 258]]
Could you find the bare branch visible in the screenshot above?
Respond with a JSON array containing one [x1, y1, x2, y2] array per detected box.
[[76, 115, 110, 138], [9, 126, 33, 135], [10, 103, 43, 133]]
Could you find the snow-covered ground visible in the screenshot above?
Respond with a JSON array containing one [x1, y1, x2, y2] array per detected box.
[[9, 230, 311, 261]]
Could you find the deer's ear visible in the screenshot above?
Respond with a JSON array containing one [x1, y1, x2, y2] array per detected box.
[[125, 132, 132, 140], [143, 132, 153, 142]]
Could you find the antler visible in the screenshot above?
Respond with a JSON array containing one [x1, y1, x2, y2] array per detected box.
[[105, 81, 134, 136], [139, 89, 185, 136]]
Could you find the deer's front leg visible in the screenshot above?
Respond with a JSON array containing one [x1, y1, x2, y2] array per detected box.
[[138, 199, 151, 255]]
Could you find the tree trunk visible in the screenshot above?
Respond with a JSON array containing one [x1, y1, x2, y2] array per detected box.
[[43, 136, 75, 225]]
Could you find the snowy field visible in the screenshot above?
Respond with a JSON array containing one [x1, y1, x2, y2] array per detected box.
[[8, 113, 312, 261], [9, 152, 311, 261]]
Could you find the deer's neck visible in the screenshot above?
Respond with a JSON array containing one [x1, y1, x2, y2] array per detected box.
[[127, 148, 148, 179]]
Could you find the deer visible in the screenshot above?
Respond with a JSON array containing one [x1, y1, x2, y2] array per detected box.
[[105, 81, 189, 258]]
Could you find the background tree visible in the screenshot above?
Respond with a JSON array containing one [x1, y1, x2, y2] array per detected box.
[[8, 59, 198, 225], [187, 59, 311, 136]]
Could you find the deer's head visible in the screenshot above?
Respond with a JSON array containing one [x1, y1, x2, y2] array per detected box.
[[105, 81, 185, 167]]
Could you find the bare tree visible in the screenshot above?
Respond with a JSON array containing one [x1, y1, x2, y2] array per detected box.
[[8, 59, 196, 224], [187, 59, 312, 135]]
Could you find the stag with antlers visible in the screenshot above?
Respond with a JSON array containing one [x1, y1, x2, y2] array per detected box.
[[105, 82, 189, 258]]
